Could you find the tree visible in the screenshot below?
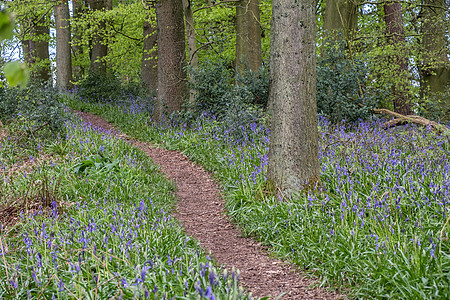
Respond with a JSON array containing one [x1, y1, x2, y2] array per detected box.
[[154, 0, 188, 122], [141, 8, 158, 92], [89, 0, 112, 74], [323, 0, 358, 41], [384, 0, 412, 115], [54, 0, 72, 90], [267, 0, 320, 194], [420, 0, 450, 111], [72, 0, 86, 81], [235, 0, 261, 74]]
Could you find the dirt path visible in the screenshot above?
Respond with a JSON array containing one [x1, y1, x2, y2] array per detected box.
[[76, 111, 343, 299]]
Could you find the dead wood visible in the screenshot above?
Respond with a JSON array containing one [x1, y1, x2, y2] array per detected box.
[[374, 108, 448, 133]]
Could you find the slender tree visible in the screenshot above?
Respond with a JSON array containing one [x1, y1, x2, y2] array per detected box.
[[72, 0, 86, 81], [267, 0, 320, 194], [89, 0, 111, 74], [384, 0, 411, 115], [54, 0, 72, 90], [154, 0, 188, 122], [235, 0, 261, 74], [141, 10, 158, 93], [420, 0, 449, 112], [323, 0, 358, 41]]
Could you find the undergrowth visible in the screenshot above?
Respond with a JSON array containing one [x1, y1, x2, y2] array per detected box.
[[66, 94, 450, 299]]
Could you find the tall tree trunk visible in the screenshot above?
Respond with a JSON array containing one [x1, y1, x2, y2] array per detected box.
[[267, 0, 320, 194], [182, 0, 198, 106], [155, 0, 188, 123], [323, 0, 358, 41], [235, 0, 261, 74], [89, 0, 110, 74], [141, 12, 158, 93], [54, 0, 73, 90], [72, 0, 86, 81], [31, 23, 50, 84], [420, 0, 450, 113], [384, 1, 411, 115]]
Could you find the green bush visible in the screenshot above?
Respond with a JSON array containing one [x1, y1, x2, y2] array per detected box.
[[417, 86, 450, 124], [77, 72, 122, 103], [0, 84, 67, 134], [317, 39, 381, 123]]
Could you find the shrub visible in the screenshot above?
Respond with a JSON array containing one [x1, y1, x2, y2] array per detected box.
[[0, 84, 67, 134], [316, 38, 381, 123], [77, 72, 122, 103]]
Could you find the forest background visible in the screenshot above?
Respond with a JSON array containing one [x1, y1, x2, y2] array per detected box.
[[0, 0, 449, 123]]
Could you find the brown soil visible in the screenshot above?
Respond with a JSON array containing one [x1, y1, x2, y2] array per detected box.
[[76, 111, 344, 299]]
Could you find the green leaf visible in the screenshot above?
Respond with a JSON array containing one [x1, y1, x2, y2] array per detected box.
[[0, 10, 13, 41], [4, 61, 29, 88]]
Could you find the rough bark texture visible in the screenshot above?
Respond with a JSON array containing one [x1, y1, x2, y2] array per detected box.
[[155, 0, 188, 123], [141, 13, 158, 93], [323, 0, 358, 41], [267, 0, 320, 194], [55, 0, 73, 90], [89, 0, 110, 74], [384, 1, 412, 115], [235, 0, 261, 74], [420, 0, 450, 114]]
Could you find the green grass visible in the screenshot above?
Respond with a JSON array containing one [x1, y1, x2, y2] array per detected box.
[[66, 95, 450, 299], [0, 113, 249, 299]]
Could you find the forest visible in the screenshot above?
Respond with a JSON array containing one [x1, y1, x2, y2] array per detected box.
[[0, 0, 449, 298]]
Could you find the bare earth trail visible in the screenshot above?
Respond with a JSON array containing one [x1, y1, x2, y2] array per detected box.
[[76, 111, 343, 299]]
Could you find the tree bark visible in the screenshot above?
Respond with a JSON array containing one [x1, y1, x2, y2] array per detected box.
[[384, 1, 411, 115], [72, 0, 86, 81], [235, 0, 261, 74], [323, 0, 358, 41], [31, 23, 51, 84], [155, 0, 188, 123], [267, 0, 320, 194], [141, 12, 158, 93], [182, 0, 198, 106], [54, 0, 73, 91], [420, 0, 450, 112], [89, 0, 110, 74]]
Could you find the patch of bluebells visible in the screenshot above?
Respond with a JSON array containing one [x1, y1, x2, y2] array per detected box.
[[0, 118, 249, 299], [69, 96, 450, 297]]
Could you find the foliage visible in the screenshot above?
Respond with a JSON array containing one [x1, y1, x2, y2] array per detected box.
[[0, 84, 67, 134], [70, 98, 450, 299], [417, 86, 450, 123], [317, 39, 381, 123], [77, 72, 122, 103]]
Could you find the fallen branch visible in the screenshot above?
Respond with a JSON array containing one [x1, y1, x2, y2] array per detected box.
[[374, 109, 448, 133]]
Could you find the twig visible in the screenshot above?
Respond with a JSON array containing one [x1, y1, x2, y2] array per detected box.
[[37, 274, 56, 299], [439, 213, 450, 254]]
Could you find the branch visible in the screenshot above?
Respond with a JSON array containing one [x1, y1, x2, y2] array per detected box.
[[374, 109, 449, 133]]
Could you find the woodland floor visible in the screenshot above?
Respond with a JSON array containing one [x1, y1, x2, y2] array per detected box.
[[76, 111, 344, 299]]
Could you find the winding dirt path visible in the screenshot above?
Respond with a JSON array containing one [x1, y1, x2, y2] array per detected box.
[[76, 111, 343, 299]]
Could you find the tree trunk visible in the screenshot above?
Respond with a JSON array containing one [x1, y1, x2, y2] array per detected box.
[[384, 1, 411, 115], [141, 12, 158, 93], [89, 0, 110, 74], [54, 0, 73, 91], [155, 0, 188, 123], [323, 0, 358, 41], [420, 0, 450, 112], [182, 0, 198, 106], [72, 0, 86, 81], [31, 23, 51, 84], [235, 0, 261, 74], [267, 0, 320, 194]]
